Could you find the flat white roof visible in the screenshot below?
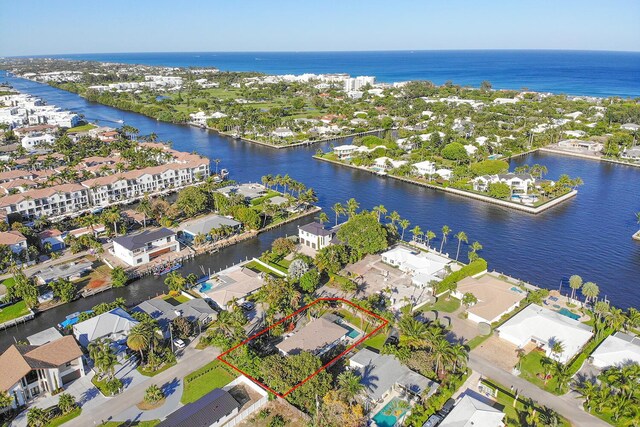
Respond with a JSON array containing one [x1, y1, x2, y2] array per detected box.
[[591, 332, 640, 368]]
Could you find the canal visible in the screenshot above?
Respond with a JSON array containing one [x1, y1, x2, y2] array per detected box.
[[1, 72, 639, 349]]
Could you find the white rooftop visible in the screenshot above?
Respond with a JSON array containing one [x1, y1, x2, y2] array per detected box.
[[440, 395, 505, 427], [591, 332, 640, 368]]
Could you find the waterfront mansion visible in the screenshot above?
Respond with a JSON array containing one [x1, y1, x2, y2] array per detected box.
[[0, 144, 210, 220]]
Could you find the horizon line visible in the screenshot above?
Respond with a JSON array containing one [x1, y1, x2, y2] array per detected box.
[[3, 47, 640, 58]]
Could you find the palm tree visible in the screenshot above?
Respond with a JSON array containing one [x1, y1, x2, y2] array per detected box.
[[336, 371, 364, 406], [576, 380, 598, 412], [373, 204, 387, 223], [94, 347, 118, 380], [605, 307, 626, 331], [137, 195, 153, 228], [127, 323, 152, 364], [144, 384, 165, 403], [214, 158, 221, 175], [27, 407, 49, 427], [332, 202, 345, 226], [440, 225, 451, 252], [386, 210, 401, 229], [425, 230, 436, 248], [582, 281, 600, 305], [550, 340, 565, 361], [551, 361, 571, 392], [101, 207, 121, 236], [410, 225, 423, 243], [318, 212, 329, 225], [431, 337, 455, 378], [468, 241, 483, 262], [398, 219, 410, 241], [454, 231, 468, 261], [346, 198, 359, 218], [568, 274, 583, 302]]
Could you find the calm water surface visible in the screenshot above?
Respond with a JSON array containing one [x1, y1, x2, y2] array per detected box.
[[1, 72, 638, 350]]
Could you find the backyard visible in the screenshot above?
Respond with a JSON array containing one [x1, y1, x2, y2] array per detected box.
[[181, 360, 237, 404], [517, 350, 564, 394], [0, 299, 30, 324]]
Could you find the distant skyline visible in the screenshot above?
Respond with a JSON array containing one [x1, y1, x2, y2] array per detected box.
[[1, 0, 639, 56]]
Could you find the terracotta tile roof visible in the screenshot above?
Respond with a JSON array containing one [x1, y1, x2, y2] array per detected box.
[[39, 229, 63, 239], [0, 170, 34, 182], [0, 336, 82, 391], [0, 230, 26, 245]]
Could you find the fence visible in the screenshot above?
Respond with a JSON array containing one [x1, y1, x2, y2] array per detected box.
[[222, 375, 269, 427]]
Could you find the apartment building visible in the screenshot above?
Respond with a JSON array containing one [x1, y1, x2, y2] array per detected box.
[[0, 183, 91, 219]]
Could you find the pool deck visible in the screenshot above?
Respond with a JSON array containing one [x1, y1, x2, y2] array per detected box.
[[369, 392, 409, 427]]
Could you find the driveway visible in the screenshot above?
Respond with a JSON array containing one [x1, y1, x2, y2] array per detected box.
[[469, 353, 609, 427]]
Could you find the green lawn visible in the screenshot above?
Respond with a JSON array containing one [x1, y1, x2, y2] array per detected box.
[[362, 332, 386, 351], [91, 376, 120, 397], [417, 295, 461, 314], [518, 350, 563, 394], [481, 379, 571, 427], [163, 294, 190, 305], [47, 407, 82, 427], [466, 332, 492, 350], [0, 300, 31, 324], [66, 123, 96, 133], [245, 260, 286, 277], [181, 360, 237, 404]]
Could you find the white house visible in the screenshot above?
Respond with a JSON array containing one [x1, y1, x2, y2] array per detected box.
[[440, 395, 505, 427], [381, 245, 451, 288], [435, 168, 453, 181], [497, 304, 593, 363], [0, 336, 84, 408], [464, 144, 478, 156], [472, 173, 535, 195], [298, 222, 334, 251], [112, 227, 179, 267], [373, 157, 407, 170], [272, 127, 295, 138], [558, 139, 603, 152], [590, 332, 640, 369], [452, 274, 525, 324], [413, 160, 436, 176], [73, 307, 139, 348], [333, 144, 359, 160], [276, 317, 348, 356], [621, 147, 640, 161], [0, 230, 28, 254], [21, 133, 55, 150]]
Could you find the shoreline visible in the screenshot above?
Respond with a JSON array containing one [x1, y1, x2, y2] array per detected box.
[[314, 155, 577, 214], [539, 147, 640, 169]]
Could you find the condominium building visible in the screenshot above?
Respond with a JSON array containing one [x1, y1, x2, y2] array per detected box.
[[0, 183, 91, 219]]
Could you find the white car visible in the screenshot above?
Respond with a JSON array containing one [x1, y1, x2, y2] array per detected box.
[[173, 339, 186, 349]]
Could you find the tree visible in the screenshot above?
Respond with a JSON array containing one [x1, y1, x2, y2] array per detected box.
[[7, 269, 39, 308], [569, 274, 582, 301], [582, 281, 600, 304], [550, 340, 565, 361], [488, 182, 511, 199], [462, 292, 477, 307], [299, 268, 320, 293], [318, 212, 329, 225], [551, 361, 571, 392], [346, 198, 359, 218], [127, 323, 152, 363], [411, 225, 423, 243], [454, 231, 467, 261], [469, 159, 509, 176], [337, 212, 388, 257], [57, 393, 76, 414], [49, 278, 76, 303], [315, 245, 349, 274], [111, 266, 129, 288], [337, 371, 364, 406], [172, 316, 193, 339], [425, 230, 436, 248], [288, 258, 309, 281], [398, 218, 410, 241], [480, 80, 492, 91], [372, 204, 387, 223], [468, 241, 483, 262], [165, 271, 187, 293], [332, 202, 345, 226], [440, 225, 451, 253], [144, 384, 165, 404], [90, 338, 118, 380], [441, 142, 469, 162], [136, 195, 153, 228], [271, 237, 296, 259], [27, 407, 49, 427], [176, 186, 208, 217], [0, 390, 13, 410]]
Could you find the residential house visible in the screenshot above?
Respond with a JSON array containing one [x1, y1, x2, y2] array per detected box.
[[33, 260, 92, 285], [621, 147, 640, 161], [590, 332, 640, 368], [180, 215, 242, 243], [298, 221, 334, 251], [217, 183, 266, 202], [0, 336, 84, 408], [472, 173, 535, 195], [435, 168, 453, 181], [452, 274, 525, 324], [272, 127, 295, 138], [558, 139, 603, 152], [158, 388, 241, 427], [200, 265, 265, 309], [112, 228, 179, 267], [349, 348, 438, 406], [373, 157, 407, 170], [0, 230, 28, 254], [439, 395, 505, 427], [497, 304, 593, 363], [381, 245, 451, 288], [38, 229, 65, 252], [21, 133, 55, 150], [73, 307, 139, 348], [276, 316, 348, 356], [133, 298, 216, 338], [333, 144, 359, 160], [413, 160, 436, 176], [621, 123, 640, 132]]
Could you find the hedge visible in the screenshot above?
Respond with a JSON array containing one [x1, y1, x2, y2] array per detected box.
[[436, 258, 488, 295]]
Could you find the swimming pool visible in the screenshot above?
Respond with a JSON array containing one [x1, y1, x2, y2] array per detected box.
[[510, 286, 524, 294], [557, 307, 580, 321], [341, 324, 361, 339], [372, 397, 409, 427], [199, 282, 213, 292]]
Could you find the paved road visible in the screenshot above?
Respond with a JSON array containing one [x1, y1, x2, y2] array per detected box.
[[469, 354, 609, 427], [64, 345, 220, 427]]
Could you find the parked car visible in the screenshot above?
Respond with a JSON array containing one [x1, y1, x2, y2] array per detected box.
[[440, 398, 455, 415], [173, 338, 186, 349], [384, 327, 399, 347], [422, 414, 443, 427], [239, 301, 255, 311]]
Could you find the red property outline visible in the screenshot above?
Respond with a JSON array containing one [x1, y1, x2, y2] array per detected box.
[[218, 297, 388, 398]]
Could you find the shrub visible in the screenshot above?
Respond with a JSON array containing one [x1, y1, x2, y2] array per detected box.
[[436, 258, 487, 294]]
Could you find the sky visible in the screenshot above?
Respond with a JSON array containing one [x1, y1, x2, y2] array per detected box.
[[1, 0, 639, 56]]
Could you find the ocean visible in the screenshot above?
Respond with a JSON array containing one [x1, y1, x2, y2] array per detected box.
[[38, 50, 640, 98]]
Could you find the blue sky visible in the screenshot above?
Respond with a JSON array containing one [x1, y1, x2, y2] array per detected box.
[[2, 0, 639, 56]]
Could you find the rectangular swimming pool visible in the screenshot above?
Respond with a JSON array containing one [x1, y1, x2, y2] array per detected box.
[[372, 397, 408, 427], [557, 307, 580, 320], [341, 324, 361, 339]]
